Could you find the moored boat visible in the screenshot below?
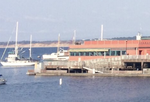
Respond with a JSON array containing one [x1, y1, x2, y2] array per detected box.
[[42, 34, 69, 61], [0, 22, 38, 67], [42, 49, 69, 61], [0, 74, 6, 85]]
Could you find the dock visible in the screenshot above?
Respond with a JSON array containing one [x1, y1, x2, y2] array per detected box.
[[27, 55, 150, 76]]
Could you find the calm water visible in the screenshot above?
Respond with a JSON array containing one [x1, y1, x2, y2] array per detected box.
[[0, 48, 150, 102], [0, 47, 68, 61]]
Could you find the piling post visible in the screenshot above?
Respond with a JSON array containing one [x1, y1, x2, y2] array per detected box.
[[111, 67, 114, 74], [133, 63, 135, 70], [81, 66, 83, 73], [141, 61, 143, 70], [93, 68, 95, 74], [68, 67, 70, 73], [34, 62, 37, 73]]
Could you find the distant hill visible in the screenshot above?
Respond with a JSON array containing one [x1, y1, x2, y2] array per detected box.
[[0, 36, 150, 48], [0, 40, 73, 48], [0, 40, 73, 45]]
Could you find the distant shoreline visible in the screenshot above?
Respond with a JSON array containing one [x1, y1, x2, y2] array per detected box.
[[0, 43, 70, 48]]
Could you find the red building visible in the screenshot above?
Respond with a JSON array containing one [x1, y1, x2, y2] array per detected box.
[[69, 39, 150, 61]]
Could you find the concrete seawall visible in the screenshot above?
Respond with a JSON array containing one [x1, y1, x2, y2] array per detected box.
[[35, 73, 150, 77]]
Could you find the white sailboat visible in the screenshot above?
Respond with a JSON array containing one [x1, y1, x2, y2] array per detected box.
[[0, 22, 37, 66], [42, 34, 69, 61]]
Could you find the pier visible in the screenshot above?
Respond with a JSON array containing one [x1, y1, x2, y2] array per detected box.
[[27, 55, 150, 76]]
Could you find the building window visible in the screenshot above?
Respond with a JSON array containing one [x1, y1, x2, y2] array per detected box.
[[111, 51, 115, 56], [85, 52, 89, 56], [76, 52, 79, 56], [83, 52, 86, 56], [89, 52, 94, 56], [70, 52, 74, 56], [101, 52, 104, 56], [80, 52, 84, 56], [106, 51, 110, 56], [94, 52, 98, 56], [116, 51, 120, 56], [122, 51, 126, 55]]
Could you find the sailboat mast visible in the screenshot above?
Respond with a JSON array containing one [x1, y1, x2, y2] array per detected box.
[[15, 22, 19, 56], [29, 35, 32, 58], [57, 34, 60, 53]]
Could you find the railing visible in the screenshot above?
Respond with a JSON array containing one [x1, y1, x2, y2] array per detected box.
[[81, 55, 150, 73], [43, 60, 83, 68], [121, 55, 150, 60]]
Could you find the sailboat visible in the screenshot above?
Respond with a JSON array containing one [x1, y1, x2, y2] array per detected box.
[[42, 34, 69, 61], [0, 22, 37, 66]]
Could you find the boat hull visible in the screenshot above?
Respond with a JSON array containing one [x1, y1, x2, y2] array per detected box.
[[42, 55, 69, 61], [0, 79, 6, 85], [42, 49, 69, 61], [0, 81, 6, 85], [43, 56, 69, 61], [0, 61, 36, 66]]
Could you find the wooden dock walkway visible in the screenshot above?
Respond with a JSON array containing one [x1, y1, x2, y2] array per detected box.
[[27, 55, 150, 75]]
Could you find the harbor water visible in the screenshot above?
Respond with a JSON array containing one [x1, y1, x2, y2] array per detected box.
[[0, 47, 150, 102]]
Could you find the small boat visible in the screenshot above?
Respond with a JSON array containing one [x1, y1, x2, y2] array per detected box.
[[42, 48, 69, 61], [0, 74, 6, 85]]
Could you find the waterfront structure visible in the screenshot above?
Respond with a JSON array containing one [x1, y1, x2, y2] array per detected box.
[[27, 33, 150, 75], [69, 38, 150, 61], [27, 56, 150, 76]]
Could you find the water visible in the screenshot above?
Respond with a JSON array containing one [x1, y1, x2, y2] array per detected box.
[[0, 47, 68, 61], [0, 47, 150, 102]]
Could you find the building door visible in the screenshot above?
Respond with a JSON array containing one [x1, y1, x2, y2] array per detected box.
[[139, 50, 142, 55]]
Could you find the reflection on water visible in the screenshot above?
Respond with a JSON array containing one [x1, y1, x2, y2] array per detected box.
[[0, 66, 150, 102]]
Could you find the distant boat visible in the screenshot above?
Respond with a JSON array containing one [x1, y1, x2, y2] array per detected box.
[[42, 34, 69, 61], [0, 22, 38, 66], [42, 48, 69, 61], [0, 74, 6, 85]]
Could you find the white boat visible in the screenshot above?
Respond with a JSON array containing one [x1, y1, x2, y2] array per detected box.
[[0, 74, 6, 85], [42, 48, 69, 61], [1, 60, 36, 66], [0, 22, 37, 66], [42, 34, 69, 61]]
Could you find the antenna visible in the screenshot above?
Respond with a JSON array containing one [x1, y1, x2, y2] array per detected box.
[[29, 35, 32, 59], [57, 34, 60, 53], [101, 25, 103, 41], [73, 30, 76, 44]]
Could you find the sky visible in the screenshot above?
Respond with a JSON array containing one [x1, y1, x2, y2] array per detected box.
[[0, 0, 150, 41]]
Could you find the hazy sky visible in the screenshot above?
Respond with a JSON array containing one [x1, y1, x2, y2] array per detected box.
[[0, 0, 150, 41]]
